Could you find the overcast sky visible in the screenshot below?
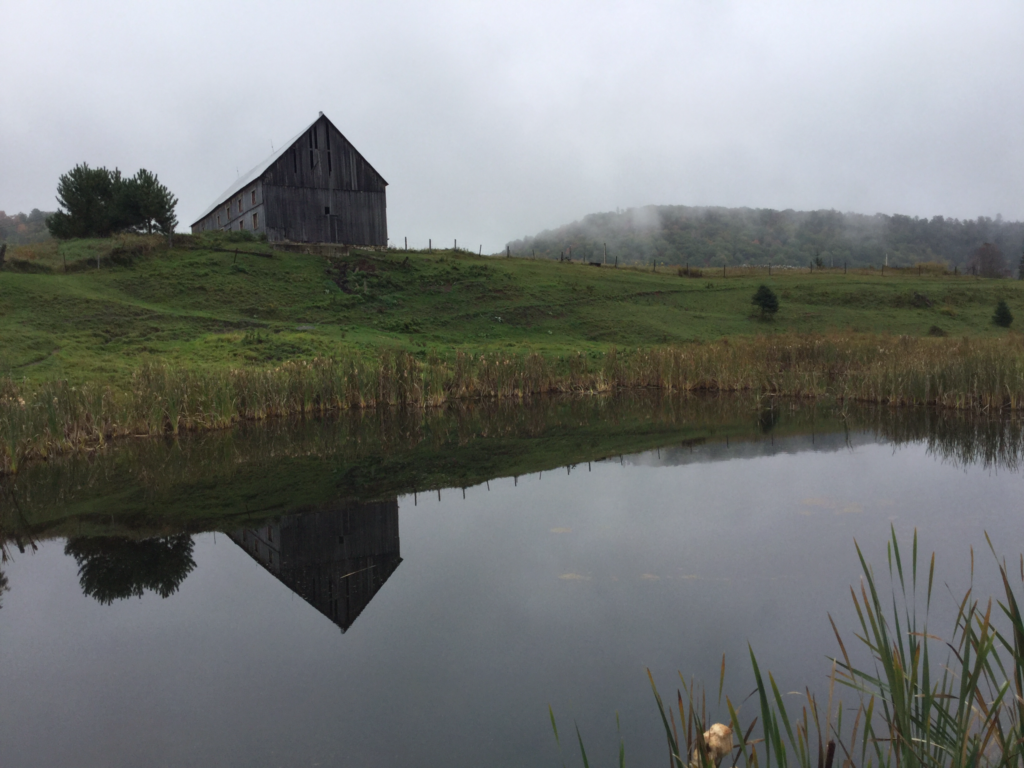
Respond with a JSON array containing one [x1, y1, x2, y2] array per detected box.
[[2, 0, 1022, 251]]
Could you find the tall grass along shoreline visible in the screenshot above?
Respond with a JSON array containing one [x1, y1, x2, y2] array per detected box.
[[627, 530, 1024, 768], [3, 333, 1024, 474]]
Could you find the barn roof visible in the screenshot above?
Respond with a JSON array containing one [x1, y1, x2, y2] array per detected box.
[[191, 113, 387, 226]]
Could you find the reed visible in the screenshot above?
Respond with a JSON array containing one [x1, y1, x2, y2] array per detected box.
[[643, 528, 1024, 768], [4, 333, 1024, 474], [558, 529, 1024, 768]]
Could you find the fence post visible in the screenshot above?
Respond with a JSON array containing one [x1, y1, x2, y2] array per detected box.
[[404, 236, 407, 250], [429, 239, 432, 252], [507, 245, 510, 258], [603, 243, 607, 265], [455, 239, 457, 251]]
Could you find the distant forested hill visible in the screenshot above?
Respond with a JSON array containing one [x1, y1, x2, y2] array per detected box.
[[0, 210, 53, 245], [506, 206, 1024, 270]]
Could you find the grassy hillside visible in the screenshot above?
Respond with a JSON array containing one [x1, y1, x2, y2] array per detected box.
[[2, 233, 1022, 387]]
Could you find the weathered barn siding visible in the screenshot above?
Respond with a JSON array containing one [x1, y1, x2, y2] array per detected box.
[[263, 187, 387, 244], [193, 179, 265, 236], [262, 115, 387, 246], [191, 114, 387, 246]]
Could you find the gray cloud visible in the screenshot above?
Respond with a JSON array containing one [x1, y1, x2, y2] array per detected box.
[[2, 0, 1022, 252]]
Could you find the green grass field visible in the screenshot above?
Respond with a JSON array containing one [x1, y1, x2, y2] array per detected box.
[[2, 234, 1021, 387]]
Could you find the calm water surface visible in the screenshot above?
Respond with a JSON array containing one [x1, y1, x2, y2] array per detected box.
[[1, 400, 1022, 767]]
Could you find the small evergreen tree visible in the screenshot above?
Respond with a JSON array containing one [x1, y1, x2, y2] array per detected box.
[[752, 284, 779, 319], [993, 299, 1014, 328]]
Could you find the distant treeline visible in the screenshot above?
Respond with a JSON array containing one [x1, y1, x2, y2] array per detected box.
[[0, 210, 53, 245], [507, 206, 1024, 270]]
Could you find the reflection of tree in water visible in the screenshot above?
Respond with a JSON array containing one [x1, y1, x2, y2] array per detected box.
[[64, 534, 196, 605]]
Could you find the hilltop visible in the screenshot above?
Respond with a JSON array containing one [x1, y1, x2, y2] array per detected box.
[[506, 205, 1024, 270], [1, 232, 1021, 387]]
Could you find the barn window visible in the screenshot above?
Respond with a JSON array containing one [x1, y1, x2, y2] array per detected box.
[[225, 204, 230, 219], [326, 129, 332, 174], [237, 197, 242, 213], [324, 206, 330, 215], [251, 190, 256, 205], [216, 215, 220, 226], [252, 212, 259, 229], [239, 220, 244, 230]]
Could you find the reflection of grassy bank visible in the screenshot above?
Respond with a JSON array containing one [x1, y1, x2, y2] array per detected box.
[[5, 334, 1024, 473], [0, 393, 800, 541], [3, 393, 1023, 544]]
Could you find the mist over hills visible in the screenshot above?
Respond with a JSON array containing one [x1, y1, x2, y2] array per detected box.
[[0, 209, 53, 245], [506, 206, 1024, 271]]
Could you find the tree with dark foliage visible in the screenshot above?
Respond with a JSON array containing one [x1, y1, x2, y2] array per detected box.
[[46, 163, 119, 238], [993, 300, 1014, 328], [64, 534, 196, 605], [752, 284, 779, 319], [119, 168, 179, 235], [0, 568, 8, 610], [46, 164, 178, 239]]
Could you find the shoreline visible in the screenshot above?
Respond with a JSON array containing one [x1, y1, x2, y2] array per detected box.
[[4, 332, 1024, 474]]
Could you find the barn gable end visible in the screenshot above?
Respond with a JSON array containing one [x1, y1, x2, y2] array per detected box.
[[191, 113, 388, 246]]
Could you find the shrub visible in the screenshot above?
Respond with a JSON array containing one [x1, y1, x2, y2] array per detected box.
[[751, 284, 779, 319], [993, 299, 1014, 328]]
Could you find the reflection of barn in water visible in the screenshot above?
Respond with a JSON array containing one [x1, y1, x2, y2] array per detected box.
[[228, 499, 401, 632]]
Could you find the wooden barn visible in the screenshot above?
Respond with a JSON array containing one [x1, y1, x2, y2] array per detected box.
[[190, 112, 388, 246]]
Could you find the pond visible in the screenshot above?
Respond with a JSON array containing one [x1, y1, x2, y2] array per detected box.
[[1, 395, 1023, 767]]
